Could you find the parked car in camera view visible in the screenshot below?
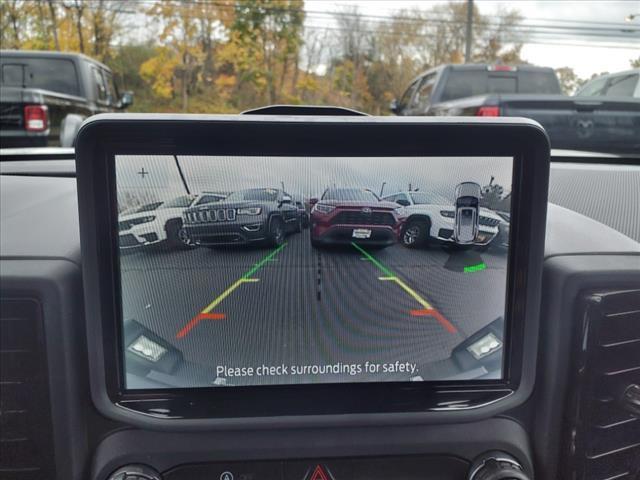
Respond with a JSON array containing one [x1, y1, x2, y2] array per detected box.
[[118, 192, 226, 250], [310, 188, 404, 248], [183, 187, 301, 247], [294, 199, 310, 228], [382, 191, 502, 248]]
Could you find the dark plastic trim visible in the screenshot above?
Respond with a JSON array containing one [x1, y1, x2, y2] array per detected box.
[[75, 114, 550, 429]]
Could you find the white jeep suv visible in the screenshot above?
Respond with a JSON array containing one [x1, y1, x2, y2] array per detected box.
[[119, 193, 225, 250], [382, 191, 504, 248]]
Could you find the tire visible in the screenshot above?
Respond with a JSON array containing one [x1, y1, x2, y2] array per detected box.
[[401, 219, 430, 248], [267, 217, 286, 246], [165, 220, 192, 249], [295, 216, 303, 233]]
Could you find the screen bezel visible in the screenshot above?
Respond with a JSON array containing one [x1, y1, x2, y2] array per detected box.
[[76, 115, 549, 428]]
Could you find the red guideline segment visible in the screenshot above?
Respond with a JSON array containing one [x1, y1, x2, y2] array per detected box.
[[176, 312, 226, 339], [410, 308, 457, 334]]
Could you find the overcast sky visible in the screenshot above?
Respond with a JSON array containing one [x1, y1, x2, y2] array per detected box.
[[116, 155, 513, 205], [306, 0, 640, 78]]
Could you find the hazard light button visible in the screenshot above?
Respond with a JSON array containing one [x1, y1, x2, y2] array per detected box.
[[284, 460, 352, 480]]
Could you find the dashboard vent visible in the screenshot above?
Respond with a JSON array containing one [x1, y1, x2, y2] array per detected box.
[[0, 298, 56, 480], [564, 289, 640, 480]]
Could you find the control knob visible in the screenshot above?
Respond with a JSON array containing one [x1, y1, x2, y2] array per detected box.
[[468, 451, 530, 480], [106, 464, 162, 480]]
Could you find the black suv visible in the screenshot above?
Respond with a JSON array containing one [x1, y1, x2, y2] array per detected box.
[[182, 188, 301, 247]]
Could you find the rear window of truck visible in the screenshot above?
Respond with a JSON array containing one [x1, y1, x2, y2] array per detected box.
[[440, 69, 561, 101], [1, 57, 80, 97]]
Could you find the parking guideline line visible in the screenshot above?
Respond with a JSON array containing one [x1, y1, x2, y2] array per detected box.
[[200, 278, 260, 314], [378, 276, 432, 310], [176, 243, 288, 339], [351, 242, 395, 277], [352, 242, 457, 334], [242, 242, 287, 279]]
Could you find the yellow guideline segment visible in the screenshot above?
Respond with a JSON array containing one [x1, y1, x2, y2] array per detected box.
[[378, 276, 433, 310], [201, 278, 260, 314]]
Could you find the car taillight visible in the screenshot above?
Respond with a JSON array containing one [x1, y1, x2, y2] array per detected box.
[[24, 105, 48, 132], [476, 106, 500, 117]]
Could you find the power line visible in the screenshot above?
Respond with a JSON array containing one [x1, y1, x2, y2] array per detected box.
[[130, 0, 640, 33], [303, 23, 640, 46]]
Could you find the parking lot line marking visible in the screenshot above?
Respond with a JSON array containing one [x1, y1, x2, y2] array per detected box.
[[177, 244, 287, 339], [354, 242, 457, 334]]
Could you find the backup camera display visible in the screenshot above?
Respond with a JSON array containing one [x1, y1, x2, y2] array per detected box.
[[116, 155, 513, 389]]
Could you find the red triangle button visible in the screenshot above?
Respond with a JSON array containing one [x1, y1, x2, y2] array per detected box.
[[309, 465, 331, 480]]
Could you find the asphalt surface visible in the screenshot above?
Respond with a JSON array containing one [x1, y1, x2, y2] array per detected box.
[[121, 230, 508, 386]]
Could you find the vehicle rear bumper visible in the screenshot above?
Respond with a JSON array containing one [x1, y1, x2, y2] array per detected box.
[[0, 129, 50, 148]]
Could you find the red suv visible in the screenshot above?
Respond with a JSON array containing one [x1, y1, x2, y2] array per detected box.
[[310, 188, 405, 248]]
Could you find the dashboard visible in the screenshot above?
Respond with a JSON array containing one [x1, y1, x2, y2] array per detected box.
[[0, 115, 638, 480]]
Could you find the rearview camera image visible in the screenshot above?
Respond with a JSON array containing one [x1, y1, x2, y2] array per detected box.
[[116, 155, 512, 389]]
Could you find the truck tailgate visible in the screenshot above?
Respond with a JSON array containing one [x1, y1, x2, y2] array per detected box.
[[499, 95, 640, 154], [0, 87, 25, 130]]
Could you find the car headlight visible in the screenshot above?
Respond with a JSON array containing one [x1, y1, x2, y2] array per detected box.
[[466, 333, 502, 360], [440, 210, 455, 218], [312, 203, 335, 214], [395, 206, 407, 216], [131, 215, 156, 225], [237, 207, 261, 215]]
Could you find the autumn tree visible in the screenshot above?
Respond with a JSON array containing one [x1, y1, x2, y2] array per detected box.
[[1, 0, 27, 49], [140, 0, 235, 111], [223, 0, 305, 106], [1, 0, 125, 61], [555, 66, 586, 95]]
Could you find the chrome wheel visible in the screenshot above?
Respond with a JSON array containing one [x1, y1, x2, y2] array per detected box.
[[403, 225, 420, 245]]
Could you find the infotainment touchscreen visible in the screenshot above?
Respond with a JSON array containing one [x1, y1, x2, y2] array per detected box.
[[116, 155, 513, 389]]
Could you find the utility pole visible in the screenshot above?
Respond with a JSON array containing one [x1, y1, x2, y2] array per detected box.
[[465, 0, 473, 63]]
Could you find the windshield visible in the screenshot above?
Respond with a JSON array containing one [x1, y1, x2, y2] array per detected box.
[[440, 69, 561, 101], [0, 57, 80, 96], [410, 192, 452, 205], [131, 202, 163, 213], [161, 195, 194, 208], [194, 194, 225, 205], [322, 188, 379, 201], [1, 1, 638, 155], [226, 188, 279, 202]]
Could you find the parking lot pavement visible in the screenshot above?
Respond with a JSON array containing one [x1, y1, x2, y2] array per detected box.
[[120, 229, 508, 385]]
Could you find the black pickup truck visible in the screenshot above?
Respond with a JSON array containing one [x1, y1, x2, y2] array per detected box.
[[0, 50, 132, 148], [392, 64, 640, 154]]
